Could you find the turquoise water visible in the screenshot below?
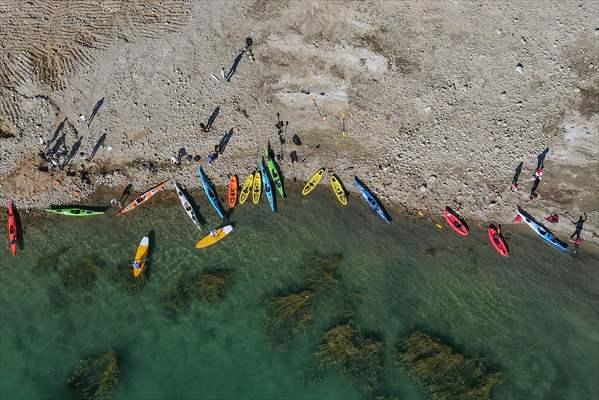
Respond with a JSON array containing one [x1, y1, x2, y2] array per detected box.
[[1, 189, 598, 400]]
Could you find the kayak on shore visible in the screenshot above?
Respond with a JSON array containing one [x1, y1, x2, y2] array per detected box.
[[174, 180, 203, 230], [46, 207, 106, 217], [252, 169, 262, 204], [7, 200, 17, 256], [354, 176, 391, 223], [228, 175, 238, 209], [198, 167, 225, 219], [330, 175, 347, 206], [260, 158, 276, 213], [303, 168, 325, 196], [264, 146, 285, 198], [444, 206, 469, 236], [195, 225, 233, 249], [488, 224, 509, 257], [117, 179, 169, 216], [239, 173, 253, 205], [517, 206, 569, 253], [132, 236, 150, 278]]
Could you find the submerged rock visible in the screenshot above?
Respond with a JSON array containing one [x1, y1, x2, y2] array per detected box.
[[394, 331, 502, 400], [68, 348, 119, 400]]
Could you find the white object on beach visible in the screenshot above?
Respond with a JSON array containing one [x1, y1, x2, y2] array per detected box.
[[79, 114, 86, 121], [106, 146, 113, 152], [211, 73, 221, 82]]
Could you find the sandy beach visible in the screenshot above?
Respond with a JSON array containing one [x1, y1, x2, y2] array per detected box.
[[1, 0, 597, 245]]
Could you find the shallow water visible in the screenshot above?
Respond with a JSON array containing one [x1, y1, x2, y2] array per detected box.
[[1, 188, 598, 400]]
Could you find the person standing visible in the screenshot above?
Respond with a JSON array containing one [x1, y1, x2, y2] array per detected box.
[[570, 213, 587, 240]]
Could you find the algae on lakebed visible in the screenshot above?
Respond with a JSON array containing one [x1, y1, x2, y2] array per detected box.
[[59, 257, 102, 289], [394, 331, 502, 400], [68, 348, 119, 400]]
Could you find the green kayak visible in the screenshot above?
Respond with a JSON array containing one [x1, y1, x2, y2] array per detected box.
[[46, 208, 106, 217], [264, 147, 285, 198]]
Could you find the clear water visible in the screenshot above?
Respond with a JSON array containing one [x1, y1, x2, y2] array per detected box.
[[1, 189, 598, 400]]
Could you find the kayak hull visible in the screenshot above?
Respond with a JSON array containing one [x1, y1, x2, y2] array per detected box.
[[303, 168, 325, 196], [47, 208, 105, 217], [252, 170, 262, 205], [239, 173, 253, 205], [133, 236, 150, 278], [260, 159, 276, 213], [487, 225, 508, 257], [196, 225, 233, 249], [7, 200, 17, 256], [354, 177, 391, 223], [443, 207, 469, 236], [228, 176, 238, 208], [517, 207, 569, 252], [330, 175, 347, 206], [198, 167, 225, 219], [174, 181, 203, 230], [265, 147, 285, 198], [117, 179, 169, 216]]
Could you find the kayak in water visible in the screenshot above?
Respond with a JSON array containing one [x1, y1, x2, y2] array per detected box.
[[443, 206, 469, 236], [117, 179, 169, 216], [7, 200, 17, 256], [174, 180, 203, 230], [488, 224, 509, 257], [354, 176, 391, 223], [46, 208, 105, 217], [239, 173, 253, 205], [260, 158, 276, 213], [302, 168, 325, 196], [195, 225, 233, 249], [132, 236, 150, 278], [330, 175, 348, 206], [198, 167, 225, 219], [228, 175, 238, 209], [516, 206, 569, 253]]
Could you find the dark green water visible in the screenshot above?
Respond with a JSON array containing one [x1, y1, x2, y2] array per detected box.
[[1, 189, 598, 400]]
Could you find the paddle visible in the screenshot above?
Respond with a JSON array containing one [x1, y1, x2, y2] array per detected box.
[[418, 210, 443, 230]]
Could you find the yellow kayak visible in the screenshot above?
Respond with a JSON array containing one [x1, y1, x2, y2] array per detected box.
[[302, 168, 325, 196], [330, 175, 348, 206], [239, 173, 253, 205], [132, 236, 149, 278], [252, 170, 262, 204], [195, 225, 233, 249]]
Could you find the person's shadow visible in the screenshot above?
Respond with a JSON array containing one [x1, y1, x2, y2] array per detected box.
[[14, 205, 25, 251], [88, 97, 105, 127], [218, 129, 234, 154], [62, 136, 82, 168], [206, 106, 220, 131], [89, 133, 106, 161], [226, 51, 245, 82], [537, 148, 549, 168]]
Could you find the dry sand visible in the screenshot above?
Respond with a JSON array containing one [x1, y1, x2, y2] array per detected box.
[[1, 0, 598, 244]]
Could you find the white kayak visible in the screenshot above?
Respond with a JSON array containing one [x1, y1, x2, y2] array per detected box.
[[174, 180, 203, 230]]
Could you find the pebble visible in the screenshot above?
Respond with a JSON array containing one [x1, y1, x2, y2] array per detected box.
[[419, 182, 428, 192], [515, 63, 524, 73]]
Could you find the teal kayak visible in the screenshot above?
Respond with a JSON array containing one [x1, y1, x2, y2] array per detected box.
[[264, 147, 285, 198], [198, 167, 225, 219], [517, 206, 568, 252], [260, 158, 276, 213], [46, 208, 105, 217]]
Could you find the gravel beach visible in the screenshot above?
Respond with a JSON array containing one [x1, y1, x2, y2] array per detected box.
[[1, 0, 597, 245]]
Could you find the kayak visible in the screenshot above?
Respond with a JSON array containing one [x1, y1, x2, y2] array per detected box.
[[46, 208, 105, 217], [443, 207, 469, 236], [228, 175, 238, 208], [239, 173, 253, 205], [117, 179, 169, 216], [330, 175, 348, 206], [252, 169, 262, 205], [198, 167, 225, 219], [132, 236, 150, 278], [264, 147, 285, 198], [174, 180, 203, 230], [488, 224, 508, 257], [354, 177, 391, 223], [260, 158, 276, 212], [302, 168, 325, 196], [517, 206, 569, 252], [7, 200, 17, 256], [195, 225, 233, 249]]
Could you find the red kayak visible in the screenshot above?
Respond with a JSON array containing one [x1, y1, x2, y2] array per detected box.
[[443, 206, 469, 236], [7, 200, 17, 256], [488, 224, 508, 257]]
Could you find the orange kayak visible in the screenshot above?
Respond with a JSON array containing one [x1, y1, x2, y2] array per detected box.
[[228, 175, 238, 209], [116, 179, 169, 216], [7, 200, 17, 256]]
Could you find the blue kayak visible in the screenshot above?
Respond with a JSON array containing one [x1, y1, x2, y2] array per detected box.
[[354, 176, 391, 223], [198, 167, 225, 219], [517, 206, 568, 252], [260, 159, 276, 213]]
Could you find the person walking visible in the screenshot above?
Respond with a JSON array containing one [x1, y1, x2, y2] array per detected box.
[[570, 213, 587, 240]]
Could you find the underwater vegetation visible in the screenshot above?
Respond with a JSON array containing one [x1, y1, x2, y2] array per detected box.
[[394, 331, 502, 400], [315, 321, 384, 391], [68, 348, 119, 400], [60, 257, 102, 289], [36, 246, 69, 272], [160, 269, 233, 318], [109, 263, 146, 293]]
